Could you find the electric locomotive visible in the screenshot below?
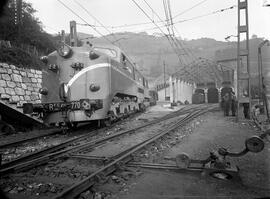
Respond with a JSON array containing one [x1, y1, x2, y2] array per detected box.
[[23, 42, 150, 127]]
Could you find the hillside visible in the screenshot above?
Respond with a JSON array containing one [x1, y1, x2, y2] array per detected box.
[[76, 32, 270, 88], [77, 32, 229, 84]]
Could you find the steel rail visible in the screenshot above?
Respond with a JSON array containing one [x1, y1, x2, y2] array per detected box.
[[0, 111, 146, 170], [0, 128, 62, 149], [0, 107, 140, 150], [0, 105, 207, 176], [127, 162, 203, 172], [0, 127, 103, 171], [54, 107, 212, 199], [0, 105, 203, 173]]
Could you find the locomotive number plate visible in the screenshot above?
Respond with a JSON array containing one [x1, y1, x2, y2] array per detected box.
[[44, 99, 90, 112]]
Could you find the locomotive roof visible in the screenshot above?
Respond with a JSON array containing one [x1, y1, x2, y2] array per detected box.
[[92, 43, 123, 58], [92, 43, 121, 52]]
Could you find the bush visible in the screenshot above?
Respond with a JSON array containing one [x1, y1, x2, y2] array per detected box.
[[0, 46, 44, 69]]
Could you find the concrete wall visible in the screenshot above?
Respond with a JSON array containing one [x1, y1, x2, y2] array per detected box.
[[168, 77, 194, 104], [0, 63, 42, 107], [157, 86, 170, 101]]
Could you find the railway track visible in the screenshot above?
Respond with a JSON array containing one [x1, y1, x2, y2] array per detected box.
[[0, 109, 148, 164], [54, 105, 215, 199], [0, 104, 205, 174], [0, 128, 62, 149], [0, 104, 217, 198]]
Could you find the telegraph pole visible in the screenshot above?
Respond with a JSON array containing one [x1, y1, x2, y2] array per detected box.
[[163, 61, 166, 101], [236, 0, 251, 121], [15, 0, 22, 43]]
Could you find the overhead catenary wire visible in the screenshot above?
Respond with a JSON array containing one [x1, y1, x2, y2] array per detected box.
[[162, 0, 197, 67], [74, 4, 236, 32], [58, 0, 231, 83], [58, 0, 144, 73], [133, 0, 200, 82], [72, 0, 122, 45], [164, 0, 194, 65], [140, 0, 185, 66], [56, 0, 113, 44], [167, 0, 175, 36], [72, 0, 139, 69], [142, 0, 187, 66], [161, 1, 220, 83], [131, 0, 179, 58], [173, 0, 208, 19], [138, 5, 237, 32]]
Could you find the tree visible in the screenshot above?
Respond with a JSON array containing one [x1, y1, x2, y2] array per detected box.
[[0, 1, 58, 54]]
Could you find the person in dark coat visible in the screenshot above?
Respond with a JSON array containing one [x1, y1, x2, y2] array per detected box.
[[243, 103, 250, 119], [231, 91, 236, 116], [223, 93, 231, 116], [242, 90, 250, 119]]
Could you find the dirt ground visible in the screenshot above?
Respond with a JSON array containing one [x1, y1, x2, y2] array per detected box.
[[112, 111, 270, 199]]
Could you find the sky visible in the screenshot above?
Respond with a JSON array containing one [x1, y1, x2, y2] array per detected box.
[[26, 0, 270, 41]]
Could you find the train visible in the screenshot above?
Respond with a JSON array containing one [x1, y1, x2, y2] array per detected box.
[[192, 88, 205, 104], [23, 42, 155, 127]]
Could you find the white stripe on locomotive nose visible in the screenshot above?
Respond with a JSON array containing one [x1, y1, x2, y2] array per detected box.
[[67, 63, 110, 87]]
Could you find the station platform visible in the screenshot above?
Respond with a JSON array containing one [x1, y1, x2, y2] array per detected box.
[[115, 110, 270, 199]]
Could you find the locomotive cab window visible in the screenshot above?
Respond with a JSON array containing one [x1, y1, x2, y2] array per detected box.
[[121, 53, 127, 65], [93, 47, 117, 58], [121, 53, 134, 77]]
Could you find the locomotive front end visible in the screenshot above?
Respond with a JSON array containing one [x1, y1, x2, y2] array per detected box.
[[23, 43, 112, 126]]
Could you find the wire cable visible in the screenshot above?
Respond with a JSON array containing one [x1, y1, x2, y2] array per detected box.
[[73, 0, 121, 44], [173, 0, 208, 19], [74, 4, 236, 33], [135, 0, 198, 82], [57, 0, 113, 44]]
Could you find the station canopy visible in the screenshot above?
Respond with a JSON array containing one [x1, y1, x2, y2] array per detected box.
[[172, 57, 233, 87]]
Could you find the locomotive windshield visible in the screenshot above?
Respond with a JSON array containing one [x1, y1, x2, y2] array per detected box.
[[93, 47, 117, 58]]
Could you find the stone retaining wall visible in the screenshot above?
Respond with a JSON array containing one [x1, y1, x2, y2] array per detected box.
[[0, 63, 42, 107]]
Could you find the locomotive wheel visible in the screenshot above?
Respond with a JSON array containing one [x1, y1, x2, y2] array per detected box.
[[100, 118, 111, 127], [108, 111, 117, 121], [104, 119, 111, 127], [66, 122, 78, 130]]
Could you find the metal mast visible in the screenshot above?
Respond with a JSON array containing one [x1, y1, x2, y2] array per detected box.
[[236, 0, 251, 120]]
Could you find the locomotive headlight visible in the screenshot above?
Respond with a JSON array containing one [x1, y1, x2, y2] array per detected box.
[[48, 64, 59, 72], [58, 44, 72, 58], [64, 84, 69, 95], [89, 51, 100, 60], [40, 56, 48, 64], [39, 87, 48, 95], [59, 83, 69, 101], [89, 84, 100, 92]]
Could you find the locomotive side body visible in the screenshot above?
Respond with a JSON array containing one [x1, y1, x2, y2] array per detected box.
[[24, 43, 150, 126]]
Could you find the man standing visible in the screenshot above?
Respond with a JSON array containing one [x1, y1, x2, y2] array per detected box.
[[223, 93, 231, 116], [242, 90, 250, 119], [243, 103, 250, 119], [231, 92, 236, 116]]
